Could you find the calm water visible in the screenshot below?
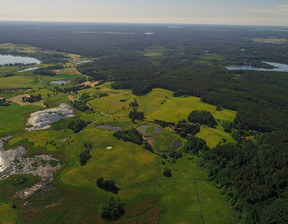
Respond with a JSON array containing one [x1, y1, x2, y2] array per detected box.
[[50, 80, 68, 85], [18, 67, 41, 73], [226, 62, 288, 72], [0, 54, 41, 66]]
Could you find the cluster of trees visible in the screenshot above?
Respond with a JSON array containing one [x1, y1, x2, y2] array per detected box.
[[203, 132, 288, 223], [22, 94, 42, 103], [184, 135, 208, 155], [113, 128, 143, 145], [70, 100, 90, 112], [174, 120, 200, 137], [54, 85, 90, 94], [163, 167, 172, 177], [96, 177, 119, 194], [68, 119, 88, 133], [99, 197, 125, 221], [128, 98, 144, 122], [128, 110, 144, 122], [79, 150, 91, 166], [188, 110, 217, 127], [0, 98, 9, 106], [35, 69, 56, 76]]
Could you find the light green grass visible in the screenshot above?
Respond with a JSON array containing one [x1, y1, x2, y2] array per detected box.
[[0, 103, 42, 137], [146, 127, 155, 133], [0, 76, 41, 89], [60, 127, 161, 197], [141, 88, 236, 123], [153, 131, 184, 151], [196, 127, 236, 148], [0, 203, 17, 224], [157, 158, 236, 224]]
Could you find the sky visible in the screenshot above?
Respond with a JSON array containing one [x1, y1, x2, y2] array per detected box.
[[0, 0, 288, 26]]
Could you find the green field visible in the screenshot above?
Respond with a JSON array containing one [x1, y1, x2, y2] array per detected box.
[[141, 88, 236, 123], [197, 127, 236, 148], [0, 203, 17, 224], [60, 127, 235, 223], [0, 103, 42, 137]]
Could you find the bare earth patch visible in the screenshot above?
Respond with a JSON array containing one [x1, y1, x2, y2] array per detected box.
[[0, 138, 61, 199], [26, 103, 74, 131]]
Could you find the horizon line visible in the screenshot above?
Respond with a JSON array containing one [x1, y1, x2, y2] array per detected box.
[[0, 20, 287, 28]]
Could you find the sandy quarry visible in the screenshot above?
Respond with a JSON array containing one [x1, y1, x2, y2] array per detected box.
[[26, 103, 74, 131]]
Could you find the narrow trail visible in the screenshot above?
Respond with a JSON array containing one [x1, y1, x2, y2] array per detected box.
[[194, 179, 206, 224], [205, 129, 215, 141]]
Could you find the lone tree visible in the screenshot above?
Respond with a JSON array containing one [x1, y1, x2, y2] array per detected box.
[[163, 167, 172, 177], [99, 197, 125, 221]]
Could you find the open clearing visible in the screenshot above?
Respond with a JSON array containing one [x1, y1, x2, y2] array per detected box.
[[0, 103, 42, 137]]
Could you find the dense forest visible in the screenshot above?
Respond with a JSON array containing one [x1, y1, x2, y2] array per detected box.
[[1, 22, 288, 223]]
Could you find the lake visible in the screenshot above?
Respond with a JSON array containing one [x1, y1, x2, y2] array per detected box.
[[226, 62, 288, 72], [0, 54, 41, 66]]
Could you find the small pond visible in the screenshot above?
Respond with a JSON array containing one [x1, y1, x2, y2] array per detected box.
[[226, 61, 288, 72], [50, 80, 68, 85], [0, 54, 41, 66]]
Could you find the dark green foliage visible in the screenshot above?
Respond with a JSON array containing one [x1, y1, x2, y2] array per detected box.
[[96, 177, 119, 194], [162, 153, 168, 159], [22, 94, 42, 103], [154, 120, 175, 128], [11, 177, 27, 186], [221, 121, 233, 133], [163, 167, 172, 177], [54, 85, 90, 94], [49, 160, 59, 167], [128, 98, 144, 122], [79, 151, 91, 166], [174, 121, 200, 137], [35, 69, 56, 76], [46, 64, 64, 70], [184, 135, 208, 155], [113, 128, 143, 145], [99, 92, 109, 97], [128, 110, 144, 122], [0, 98, 9, 106], [99, 197, 125, 221], [71, 100, 90, 112], [168, 151, 182, 160], [68, 119, 88, 133], [143, 141, 153, 151], [173, 89, 187, 97], [188, 110, 217, 127]]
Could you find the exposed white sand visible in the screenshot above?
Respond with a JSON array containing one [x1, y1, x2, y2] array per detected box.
[[26, 103, 74, 131]]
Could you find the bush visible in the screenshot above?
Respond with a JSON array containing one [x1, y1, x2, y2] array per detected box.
[[188, 110, 217, 127], [68, 119, 88, 133], [100, 197, 125, 221], [96, 177, 119, 194], [163, 167, 172, 177], [79, 151, 91, 166]]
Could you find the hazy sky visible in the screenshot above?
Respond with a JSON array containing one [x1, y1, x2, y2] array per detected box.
[[0, 0, 288, 26]]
